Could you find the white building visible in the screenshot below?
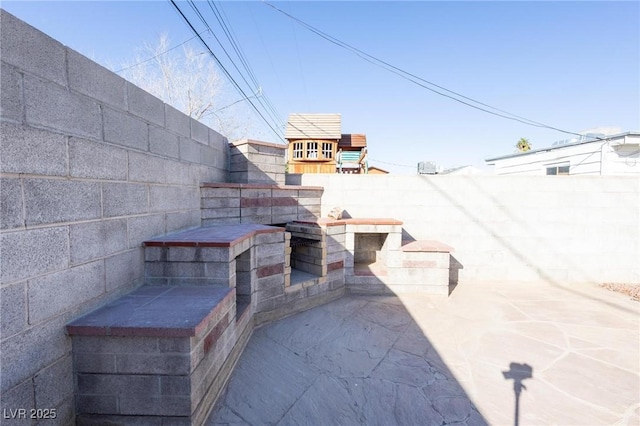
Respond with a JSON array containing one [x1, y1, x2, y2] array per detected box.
[[485, 131, 640, 175]]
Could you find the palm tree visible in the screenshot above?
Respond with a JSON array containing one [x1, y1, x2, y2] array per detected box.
[[516, 137, 532, 152]]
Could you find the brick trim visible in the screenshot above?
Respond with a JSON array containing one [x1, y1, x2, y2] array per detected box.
[[327, 260, 344, 272], [257, 263, 284, 278]]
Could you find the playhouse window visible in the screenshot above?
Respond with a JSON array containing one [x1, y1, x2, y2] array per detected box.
[[322, 143, 333, 159], [306, 142, 318, 159]]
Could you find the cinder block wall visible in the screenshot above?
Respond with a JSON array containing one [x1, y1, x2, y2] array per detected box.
[[0, 10, 228, 423], [229, 139, 286, 185], [296, 174, 640, 285]]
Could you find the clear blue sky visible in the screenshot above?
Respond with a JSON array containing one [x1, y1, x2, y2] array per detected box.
[[3, 1, 639, 174]]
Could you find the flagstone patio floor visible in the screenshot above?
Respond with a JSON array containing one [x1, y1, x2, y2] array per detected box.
[[206, 281, 639, 425]]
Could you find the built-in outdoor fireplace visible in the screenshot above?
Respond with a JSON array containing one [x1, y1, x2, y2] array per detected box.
[[354, 232, 389, 276], [285, 222, 327, 286]]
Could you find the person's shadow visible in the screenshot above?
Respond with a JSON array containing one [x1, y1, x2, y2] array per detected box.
[[502, 362, 533, 426]]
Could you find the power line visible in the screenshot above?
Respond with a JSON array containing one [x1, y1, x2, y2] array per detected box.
[[208, 1, 260, 90], [169, 0, 284, 142], [114, 31, 207, 74], [262, 1, 601, 141], [368, 158, 415, 168], [207, 1, 284, 129], [185, 0, 284, 138]]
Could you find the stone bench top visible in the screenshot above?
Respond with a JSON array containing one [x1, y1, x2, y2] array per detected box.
[[402, 240, 454, 253], [201, 182, 323, 191], [66, 286, 233, 337], [294, 218, 403, 227], [144, 224, 283, 248]]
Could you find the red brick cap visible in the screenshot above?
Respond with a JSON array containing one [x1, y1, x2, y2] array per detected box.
[[143, 224, 283, 248], [294, 218, 403, 227], [402, 240, 454, 253]]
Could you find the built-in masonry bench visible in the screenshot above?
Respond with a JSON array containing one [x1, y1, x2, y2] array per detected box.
[[66, 224, 288, 426], [66, 218, 454, 425], [65, 222, 346, 425], [66, 286, 235, 426]]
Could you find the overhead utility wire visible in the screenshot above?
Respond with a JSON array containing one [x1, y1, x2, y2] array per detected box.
[[208, 1, 260, 89], [114, 31, 207, 74], [169, 0, 283, 141], [188, 0, 282, 130], [208, 1, 284, 127], [187, 0, 284, 137], [184, 0, 283, 133], [262, 1, 602, 141]]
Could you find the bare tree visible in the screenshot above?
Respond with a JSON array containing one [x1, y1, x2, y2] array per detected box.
[[120, 34, 265, 141]]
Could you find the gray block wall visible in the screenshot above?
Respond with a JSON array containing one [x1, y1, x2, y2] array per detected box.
[[201, 184, 323, 226], [297, 174, 640, 286], [0, 10, 228, 424], [229, 139, 287, 185]]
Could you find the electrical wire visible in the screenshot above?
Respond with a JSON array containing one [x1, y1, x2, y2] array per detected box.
[[367, 158, 415, 168], [186, 0, 284, 138], [207, 1, 284, 128], [261, 1, 604, 141], [114, 31, 207, 74], [169, 0, 284, 142]]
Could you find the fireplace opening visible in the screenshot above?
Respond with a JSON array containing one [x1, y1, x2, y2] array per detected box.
[[289, 235, 324, 285], [354, 233, 389, 276]]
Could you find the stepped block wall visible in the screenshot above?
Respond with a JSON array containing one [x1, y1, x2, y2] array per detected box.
[[0, 10, 228, 423], [229, 139, 287, 185]]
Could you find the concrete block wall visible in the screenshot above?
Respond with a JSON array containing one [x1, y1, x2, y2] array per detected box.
[[229, 139, 286, 185], [295, 174, 640, 286], [0, 10, 228, 423], [201, 184, 323, 226]]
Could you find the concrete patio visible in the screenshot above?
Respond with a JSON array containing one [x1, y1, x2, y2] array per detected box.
[[207, 281, 639, 425]]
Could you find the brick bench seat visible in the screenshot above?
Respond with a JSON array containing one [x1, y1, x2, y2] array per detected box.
[[65, 224, 289, 425], [66, 285, 234, 337], [144, 223, 282, 248], [66, 285, 237, 425], [143, 224, 286, 288]]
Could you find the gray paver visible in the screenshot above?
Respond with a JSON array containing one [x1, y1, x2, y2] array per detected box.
[[207, 282, 640, 426]]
